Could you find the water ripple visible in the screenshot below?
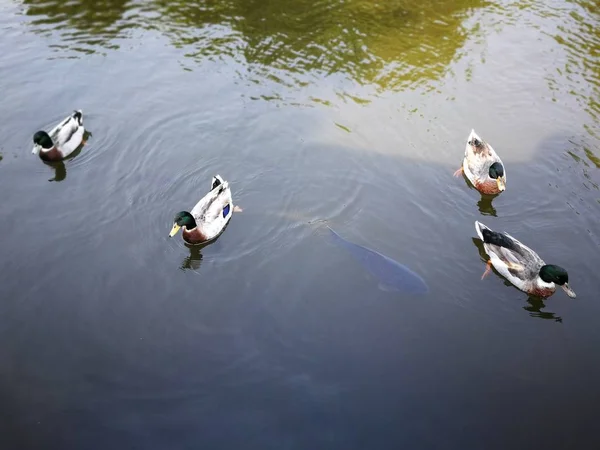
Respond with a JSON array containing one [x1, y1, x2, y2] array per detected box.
[[19, 0, 486, 101]]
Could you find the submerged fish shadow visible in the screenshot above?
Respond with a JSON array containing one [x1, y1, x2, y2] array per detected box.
[[327, 226, 429, 295]]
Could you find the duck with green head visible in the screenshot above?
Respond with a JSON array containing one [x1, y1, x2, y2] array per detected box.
[[169, 175, 242, 245], [475, 221, 576, 298], [32, 110, 85, 162], [454, 129, 506, 195]]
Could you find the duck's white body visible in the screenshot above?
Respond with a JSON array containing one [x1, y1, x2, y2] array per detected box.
[[33, 110, 84, 160], [462, 129, 506, 194], [475, 221, 575, 298], [187, 175, 234, 242]]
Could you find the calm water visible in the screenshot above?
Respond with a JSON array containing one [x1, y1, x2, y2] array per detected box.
[[1, 0, 599, 448]]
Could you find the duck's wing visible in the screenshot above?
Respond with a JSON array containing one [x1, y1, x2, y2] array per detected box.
[[51, 110, 84, 157], [190, 180, 233, 240], [191, 180, 232, 222], [464, 129, 502, 178], [475, 221, 542, 280], [498, 231, 543, 275]]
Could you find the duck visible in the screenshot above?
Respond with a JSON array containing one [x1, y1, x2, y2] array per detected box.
[[454, 129, 506, 194], [169, 175, 242, 245], [32, 110, 85, 162], [475, 221, 575, 298]]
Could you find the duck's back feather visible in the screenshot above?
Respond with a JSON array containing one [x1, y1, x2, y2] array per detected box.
[[50, 110, 84, 158], [475, 221, 543, 282], [463, 130, 505, 185], [190, 176, 233, 240]]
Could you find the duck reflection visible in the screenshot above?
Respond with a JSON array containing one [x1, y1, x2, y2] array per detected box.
[[477, 194, 498, 217], [44, 130, 91, 182], [180, 244, 204, 271], [47, 160, 66, 182], [524, 295, 562, 323], [456, 169, 499, 217]]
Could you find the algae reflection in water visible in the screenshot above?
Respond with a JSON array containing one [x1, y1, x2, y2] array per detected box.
[[22, 0, 485, 92]]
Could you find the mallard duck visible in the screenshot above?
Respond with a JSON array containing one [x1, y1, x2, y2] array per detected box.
[[475, 221, 575, 298], [454, 129, 506, 194], [32, 110, 85, 162], [169, 175, 242, 245]]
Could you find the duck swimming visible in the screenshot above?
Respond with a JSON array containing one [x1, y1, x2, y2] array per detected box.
[[169, 175, 241, 245], [454, 129, 506, 194], [32, 110, 85, 162], [475, 221, 575, 298]]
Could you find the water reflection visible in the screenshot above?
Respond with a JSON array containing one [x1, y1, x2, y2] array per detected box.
[[472, 237, 489, 269], [22, 0, 136, 55], [524, 296, 562, 323], [477, 195, 498, 217], [180, 245, 203, 271], [41, 131, 90, 182], [21, 0, 483, 94], [47, 161, 66, 182], [546, 0, 600, 149], [455, 170, 499, 215]]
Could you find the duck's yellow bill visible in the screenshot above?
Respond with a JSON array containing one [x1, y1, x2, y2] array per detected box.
[[169, 223, 181, 237], [496, 178, 506, 191]]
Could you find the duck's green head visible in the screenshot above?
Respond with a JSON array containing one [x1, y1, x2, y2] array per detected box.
[[33, 131, 54, 154], [540, 265, 576, 298], [169, 211, 196, 237], [488, 162, 505, 191]]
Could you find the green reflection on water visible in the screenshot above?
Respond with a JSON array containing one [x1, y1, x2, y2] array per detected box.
[[22, 0, 483, 92], [19, 0, 600, 161], [550, 0, 600, 163], [553, 1, 600, 121], [22, 0, 135, 54]]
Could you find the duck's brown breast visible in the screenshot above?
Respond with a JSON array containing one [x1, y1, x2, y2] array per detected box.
[[39, 147, 64, 162], [475, 178, 503, 195], [528, 285, 556, 298], [182, 227, 208, 245]]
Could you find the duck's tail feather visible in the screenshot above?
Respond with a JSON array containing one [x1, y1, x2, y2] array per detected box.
[[211, 174, 225, 191], [476, 221, 518, 251], [475, 220, 491, 241], [72, 110, 83, 125], [468, 129, 481, 143]]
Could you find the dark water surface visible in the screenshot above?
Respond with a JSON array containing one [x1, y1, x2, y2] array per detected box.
[[1, 0, 599, 448]]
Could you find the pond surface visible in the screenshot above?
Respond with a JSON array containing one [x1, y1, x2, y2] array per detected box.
[[1, 0, 599, 448]]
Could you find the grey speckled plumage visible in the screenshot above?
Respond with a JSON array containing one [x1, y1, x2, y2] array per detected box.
[[475, 221, 576, 298], [461, 129, 506, 194]]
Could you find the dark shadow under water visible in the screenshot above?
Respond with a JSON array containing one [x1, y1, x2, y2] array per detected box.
[[327, 226, 428, 295]]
